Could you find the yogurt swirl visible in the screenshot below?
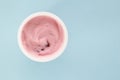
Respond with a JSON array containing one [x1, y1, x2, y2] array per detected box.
[[21, 16, 64, 56]]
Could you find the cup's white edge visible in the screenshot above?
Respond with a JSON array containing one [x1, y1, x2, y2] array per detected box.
[[17, 12, 68, 62]]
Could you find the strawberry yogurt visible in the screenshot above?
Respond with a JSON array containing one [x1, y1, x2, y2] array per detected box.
[[18, 12, 68, 62]]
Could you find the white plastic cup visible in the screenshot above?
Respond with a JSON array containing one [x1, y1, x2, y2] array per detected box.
[[18, 12, 68, 62]]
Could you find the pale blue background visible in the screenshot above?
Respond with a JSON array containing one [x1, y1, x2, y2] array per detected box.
[[0, 0, 120, 80]]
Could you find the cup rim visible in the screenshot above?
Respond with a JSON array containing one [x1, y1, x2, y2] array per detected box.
[[18, 12, 68, 62]]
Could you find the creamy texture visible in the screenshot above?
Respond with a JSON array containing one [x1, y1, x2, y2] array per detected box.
[[21, 16, 64, 57]]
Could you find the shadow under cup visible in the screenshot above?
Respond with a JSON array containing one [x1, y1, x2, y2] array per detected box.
[[18, 12, 68, 62]]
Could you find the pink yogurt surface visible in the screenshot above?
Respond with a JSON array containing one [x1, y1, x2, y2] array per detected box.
[[21, 15, 64, 56]]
